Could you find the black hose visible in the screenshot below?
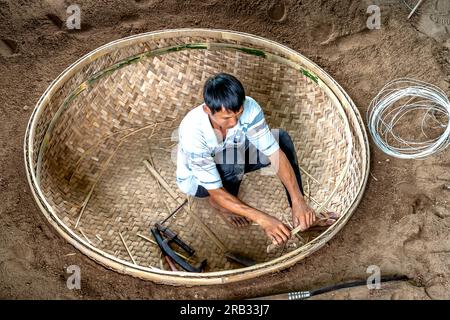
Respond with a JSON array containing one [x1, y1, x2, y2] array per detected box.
[[310, 274, 409, 297]]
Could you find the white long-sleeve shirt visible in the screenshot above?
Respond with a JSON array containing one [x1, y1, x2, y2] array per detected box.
[[176, 96, 279, 196]]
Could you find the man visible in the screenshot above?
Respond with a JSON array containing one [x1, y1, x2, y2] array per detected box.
[[176, 73, 335, 245]]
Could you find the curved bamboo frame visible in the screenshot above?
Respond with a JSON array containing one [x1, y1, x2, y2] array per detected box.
[[24, 28, 370, 286]]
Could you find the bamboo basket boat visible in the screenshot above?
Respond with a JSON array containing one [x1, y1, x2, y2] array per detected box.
[[24, 29, 370, 286]]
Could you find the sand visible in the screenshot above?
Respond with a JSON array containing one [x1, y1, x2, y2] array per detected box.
[[0, 0, 449, 299]]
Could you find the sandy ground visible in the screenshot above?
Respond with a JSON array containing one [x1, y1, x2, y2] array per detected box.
[[0, 0, 449, 299]]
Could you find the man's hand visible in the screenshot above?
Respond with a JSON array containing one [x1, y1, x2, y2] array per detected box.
[[292, 201, 316, 231], [268, 149, 316, 231], [257, 214, 291, 245]]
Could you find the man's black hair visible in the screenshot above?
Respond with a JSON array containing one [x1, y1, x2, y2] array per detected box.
[[203, 73, 245, 114]]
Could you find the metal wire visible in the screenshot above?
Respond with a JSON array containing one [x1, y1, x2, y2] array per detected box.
[[402, 0, 415, 11], [367, 78, 450, 159]]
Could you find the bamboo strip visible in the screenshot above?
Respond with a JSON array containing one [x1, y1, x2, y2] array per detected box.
[[79, 228, 94, 245], [119, 231, 137, 265]]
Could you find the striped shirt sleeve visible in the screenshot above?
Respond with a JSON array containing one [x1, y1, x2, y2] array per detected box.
[[179, 124, 223, 191], [188, 149, 223, 190], [246, 98, 280, 156]]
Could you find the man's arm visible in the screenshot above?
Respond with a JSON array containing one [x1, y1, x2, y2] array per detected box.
[[208, 188, 291, 245], [268, 149, 316, 230]]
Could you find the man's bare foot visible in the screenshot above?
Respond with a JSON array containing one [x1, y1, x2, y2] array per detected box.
[[313, 211, 340, 227], [208, 197, 251, 228], [218, 211, 252, 228]]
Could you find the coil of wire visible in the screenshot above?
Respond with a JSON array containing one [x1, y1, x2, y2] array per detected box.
[[367, 78, 450, 159]]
